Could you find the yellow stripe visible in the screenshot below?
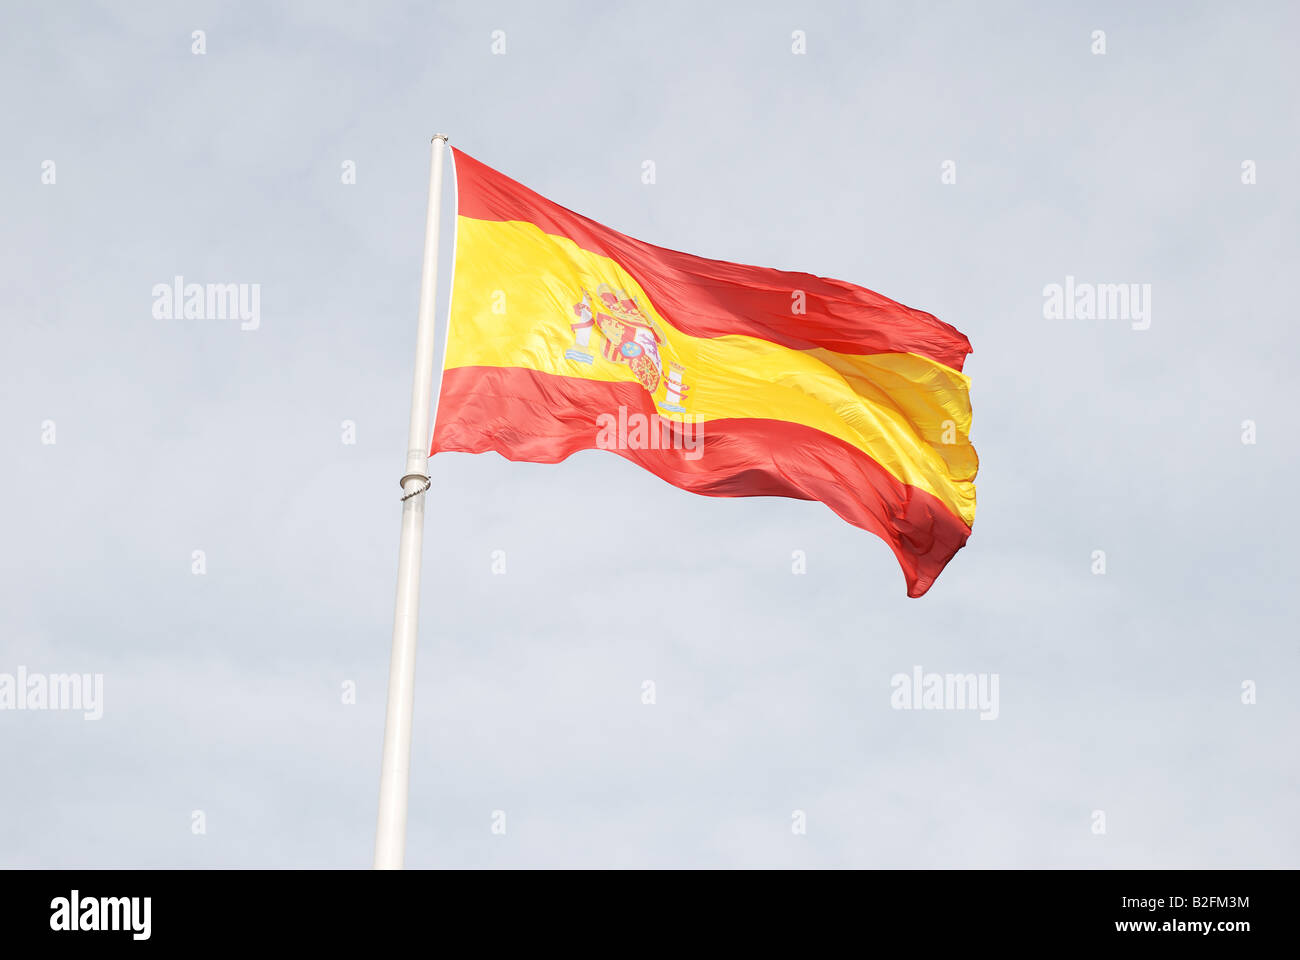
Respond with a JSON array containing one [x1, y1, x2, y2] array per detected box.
[[446, 217, 977, 525]]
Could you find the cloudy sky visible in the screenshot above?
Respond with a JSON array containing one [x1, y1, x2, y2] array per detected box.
[[2, 1, 1297, 868]]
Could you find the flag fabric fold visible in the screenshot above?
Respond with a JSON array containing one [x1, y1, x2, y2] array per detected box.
[[431, 148, 977, 597]]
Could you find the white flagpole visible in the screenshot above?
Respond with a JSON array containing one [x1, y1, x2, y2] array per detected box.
[[374, 133, 449, 870]]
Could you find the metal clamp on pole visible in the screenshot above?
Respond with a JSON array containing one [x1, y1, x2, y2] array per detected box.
[[399, 474, 431, 501]]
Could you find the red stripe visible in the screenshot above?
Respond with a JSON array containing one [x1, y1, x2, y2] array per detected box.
[[432, 366, 971, 597], [451, 148, 972, 371]]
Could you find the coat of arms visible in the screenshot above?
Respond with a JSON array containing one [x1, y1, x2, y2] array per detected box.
[[566, 283, 690, 412]]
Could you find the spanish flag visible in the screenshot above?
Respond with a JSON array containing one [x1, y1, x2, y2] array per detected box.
[[432, 149, 977, 597]]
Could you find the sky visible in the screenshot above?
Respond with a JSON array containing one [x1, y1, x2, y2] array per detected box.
[[1, 0, 1297, 868]]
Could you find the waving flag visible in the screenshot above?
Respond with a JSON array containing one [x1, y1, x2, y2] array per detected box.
[[431, 148, 977, 597]]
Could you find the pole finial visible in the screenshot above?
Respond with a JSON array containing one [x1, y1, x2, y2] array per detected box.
[[432, 133, 449, 143]]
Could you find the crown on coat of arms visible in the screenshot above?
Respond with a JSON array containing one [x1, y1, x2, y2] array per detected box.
[[591, 283, 658, 334]]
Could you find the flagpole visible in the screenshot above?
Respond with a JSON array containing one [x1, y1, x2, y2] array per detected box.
[[374, 133, 449, 870]]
